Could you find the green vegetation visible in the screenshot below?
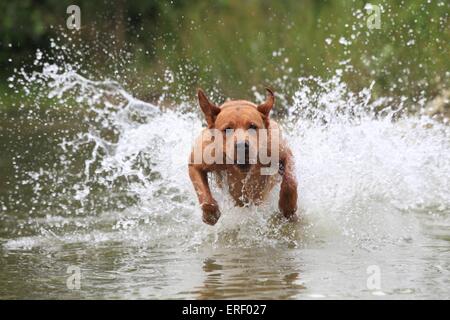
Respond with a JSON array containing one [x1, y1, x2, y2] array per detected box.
[[0, 0, 449, 106]]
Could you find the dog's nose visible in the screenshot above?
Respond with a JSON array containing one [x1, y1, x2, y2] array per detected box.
[[236, 141, 250, 165], [236, 141, 249, 151]]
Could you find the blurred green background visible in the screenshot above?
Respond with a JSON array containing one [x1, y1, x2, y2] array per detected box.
[[0, 0, 449, 106]]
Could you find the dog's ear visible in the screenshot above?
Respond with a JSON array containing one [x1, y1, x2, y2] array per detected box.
[[198, 89, 221, 128], [257, 88, 275, 127]]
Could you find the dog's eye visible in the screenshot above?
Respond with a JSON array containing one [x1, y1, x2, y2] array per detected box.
[[248, 123, 258, 130]]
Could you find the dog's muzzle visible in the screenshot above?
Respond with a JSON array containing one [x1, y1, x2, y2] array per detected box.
[[235, 141, 252, 170]]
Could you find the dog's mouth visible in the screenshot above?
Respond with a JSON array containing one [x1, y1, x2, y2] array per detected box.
[[235, 152, 253, 171], [236, 163, 252, 171], [226, 154, 253, 171]]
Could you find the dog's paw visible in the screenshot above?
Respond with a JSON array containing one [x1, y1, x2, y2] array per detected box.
[[279, 204, 298, 223], [201, 202, 221, 226], [285, 212, 299, 223]]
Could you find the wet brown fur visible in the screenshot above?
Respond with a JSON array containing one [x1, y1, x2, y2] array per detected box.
[[189, 88, 298, 225]]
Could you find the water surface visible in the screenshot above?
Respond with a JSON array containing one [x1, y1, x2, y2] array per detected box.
[[0, 57, 449, 299]]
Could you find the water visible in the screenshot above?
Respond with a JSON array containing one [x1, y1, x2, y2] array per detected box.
[[0, 51, 449, 299]]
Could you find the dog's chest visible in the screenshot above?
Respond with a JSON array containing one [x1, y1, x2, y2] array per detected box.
[[215, 168, 280, 205]]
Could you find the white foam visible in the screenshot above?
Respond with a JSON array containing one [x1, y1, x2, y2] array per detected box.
[[4, 58, 450, 252]]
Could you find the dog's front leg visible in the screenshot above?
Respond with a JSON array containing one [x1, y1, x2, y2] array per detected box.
[[278, 148, 298, 221], [189, 164, 221, 225]]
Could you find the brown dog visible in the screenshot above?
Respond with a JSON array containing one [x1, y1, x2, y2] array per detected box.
[[189, 88, 298, 225]]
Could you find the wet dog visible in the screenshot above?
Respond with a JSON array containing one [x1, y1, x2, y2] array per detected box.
[[189, 88, 298, 225]]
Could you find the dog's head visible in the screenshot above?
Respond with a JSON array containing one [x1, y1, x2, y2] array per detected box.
[[197, 88, 274, 171]]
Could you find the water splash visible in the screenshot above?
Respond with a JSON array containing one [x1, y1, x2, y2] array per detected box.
[[3, 48, 450, 253]]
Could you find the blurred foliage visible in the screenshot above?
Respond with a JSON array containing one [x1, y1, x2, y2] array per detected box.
[[0, 0, 449, 105]]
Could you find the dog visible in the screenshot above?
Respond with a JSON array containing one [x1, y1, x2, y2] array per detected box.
[[189, 88, 298, 225]]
